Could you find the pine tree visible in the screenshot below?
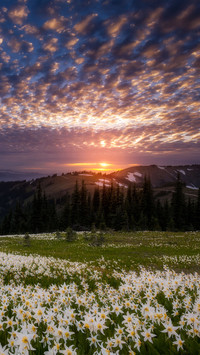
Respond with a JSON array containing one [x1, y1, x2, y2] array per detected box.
[[0, 210, 13, 235], [101, 183, 110, 226], [29, 184, 45, 232], [171, 172, 186, 230], [113, 186, 124, 230], [131, 184, 141, 229], [107, 182, 117, 229], [125, 185, 132, 229], [141, 176, 155, 230], [156, 200, 164, 230], [185, 198, 195, 231], [163, 200, 174, 231], [93, 187, 100, 214], [10, 201, 26, 234], [71, 181, 81, 228], [60, 193, 71, 230], [195, 188, 200, 230], [80, 180, 88, 228]]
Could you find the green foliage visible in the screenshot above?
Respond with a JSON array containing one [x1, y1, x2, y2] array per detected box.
[[171, 173, 186, 230], [55, 230, 61, 239], [24, 232, 31, 247], [65, 227, 77, 242], [1, 175, 200, 235], [88, 226, 106, 247]]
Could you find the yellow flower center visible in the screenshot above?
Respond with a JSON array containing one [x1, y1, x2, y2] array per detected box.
[[22, 336, 29, 344]]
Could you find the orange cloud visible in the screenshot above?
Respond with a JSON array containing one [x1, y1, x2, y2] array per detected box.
[[43, 17, 66, 33], [43, 38, 58, 52], [8, 5, 29, 25], [106, 15, 127, 37], [74, 14, 97, 34]]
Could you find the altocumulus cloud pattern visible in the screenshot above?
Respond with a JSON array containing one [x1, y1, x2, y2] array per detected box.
[[0, 0, 200, 170]]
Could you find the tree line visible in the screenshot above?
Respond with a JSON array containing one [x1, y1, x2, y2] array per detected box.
[[0, 174, 200, 234]]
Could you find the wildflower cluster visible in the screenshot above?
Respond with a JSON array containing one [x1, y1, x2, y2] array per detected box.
[[0, 252, 200, 354]]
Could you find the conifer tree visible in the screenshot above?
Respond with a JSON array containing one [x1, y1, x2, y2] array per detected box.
[[71, 180, 81, 228], [101, 183, 110, 226], [1, 210, 12, 235], [195, 188, 200, 230], [92, 187, 100, 226], [131, 184, 141, 229], [125, 185, 132, 228], [141, 176, 155, 229], [11, 201, 27, 234], [60, 193, 71, 229], [171, 172, 186, 230]]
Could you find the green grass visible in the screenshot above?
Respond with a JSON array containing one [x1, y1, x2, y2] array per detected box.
[[1, 231, 200, 273]]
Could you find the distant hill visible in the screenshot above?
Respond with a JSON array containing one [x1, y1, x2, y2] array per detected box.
[[0, 165, 199, 220], [0, 170, 46, 182]]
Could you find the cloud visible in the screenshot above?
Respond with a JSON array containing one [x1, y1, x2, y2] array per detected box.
[[105, 15, 127, 37], [74, 14, 98, 34], [8, 37, 34, 53], [21, 24, 41, 37], [43, 37, 58, 52], [0, 0, 199, 170], [0, 126, 199, 172], [43, 17, 66, 33], [8, 5, 29, 25], [66, 37, 79, 49]]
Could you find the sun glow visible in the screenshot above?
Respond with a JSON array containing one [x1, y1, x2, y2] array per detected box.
[[99, 162, 110, 168], [62, 162, 137, 173]]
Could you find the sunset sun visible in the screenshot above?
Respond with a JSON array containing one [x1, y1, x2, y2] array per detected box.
[[99, 162, 110, 168]]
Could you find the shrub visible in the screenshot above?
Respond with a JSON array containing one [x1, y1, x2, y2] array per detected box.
[[89, 229, 105, 247], [55, 231, 62, 239], [24, 232, 31, 247], [65, 227, 77, 242]]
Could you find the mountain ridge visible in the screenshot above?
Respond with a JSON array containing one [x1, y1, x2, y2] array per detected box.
[[109, 164, 200, 189], [0, 164, 200, 188], [0, 164, 199, 221]]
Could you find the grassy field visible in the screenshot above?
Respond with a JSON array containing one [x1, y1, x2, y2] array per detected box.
[[0, 231, 200, 273], [0, 231, 200, 354]]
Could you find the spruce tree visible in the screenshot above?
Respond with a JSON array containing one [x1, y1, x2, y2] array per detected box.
[[10, 201, 26, 234], [141, 176, 155, 230], [171, 172, 186, 230], [195, 188, 200, 230], [60, 193, 71, 230], [80, 180, 88, 228], [71, 180, 81, 228]]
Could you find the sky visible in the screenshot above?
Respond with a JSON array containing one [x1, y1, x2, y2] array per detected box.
[[0, 0, 200, 173]]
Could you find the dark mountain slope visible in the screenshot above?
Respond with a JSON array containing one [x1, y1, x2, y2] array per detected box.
[[0, 165, 199, 221]]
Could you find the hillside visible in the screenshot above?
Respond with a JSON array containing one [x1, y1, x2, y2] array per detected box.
[[110, 164, 200, 189], [0, 165, 199, 220]]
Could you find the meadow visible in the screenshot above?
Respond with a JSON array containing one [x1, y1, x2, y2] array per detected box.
[[0, 231, 200, 354]]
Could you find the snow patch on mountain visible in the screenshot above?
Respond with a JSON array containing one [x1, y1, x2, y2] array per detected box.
[[177, 169, 186, 175], [116, 182, 128, 188], [186, 184, 198, 190], [158, 166, 165, 170], [95, 178, 111, 187], [126, 173, 136, 182], [126, 172, 143, 182], [79, 174, 93, 176], [95, 182, 110, 187], [99, 179, 111, 183], [134, 172, 142, 177]]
